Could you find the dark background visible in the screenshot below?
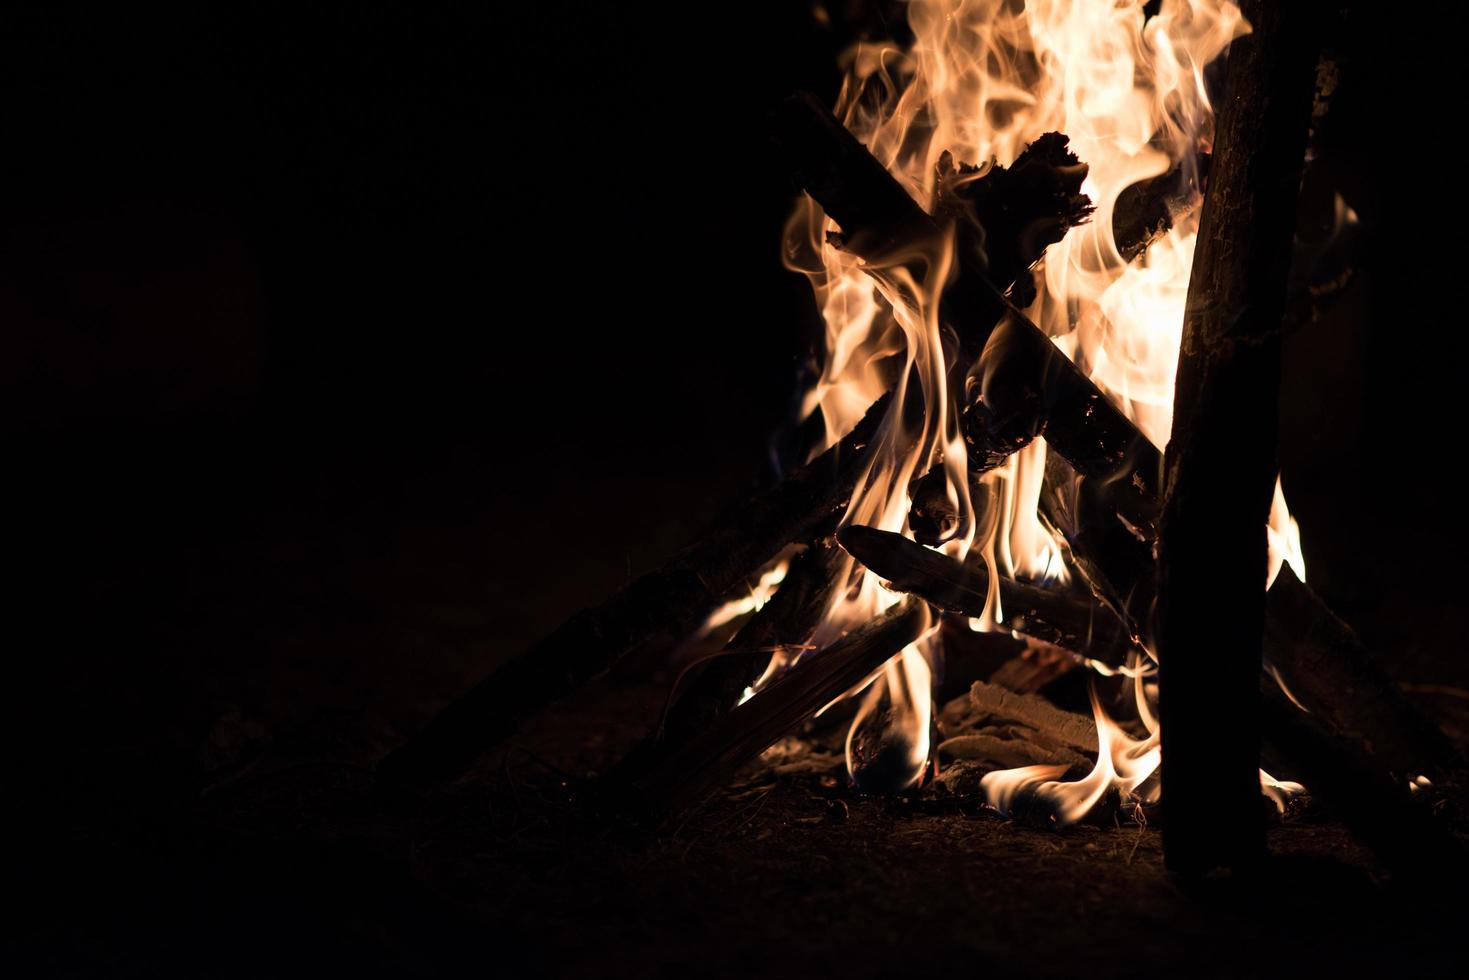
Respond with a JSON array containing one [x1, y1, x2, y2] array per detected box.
[[6, 2, 1467, 975]]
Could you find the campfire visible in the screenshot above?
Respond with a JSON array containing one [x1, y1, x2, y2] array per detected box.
[[382, 0, 1465, 876]]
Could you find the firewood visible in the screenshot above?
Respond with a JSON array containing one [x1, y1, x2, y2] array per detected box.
[[636, 120, 1095, 785], [837, 524, 1137, 667], [933, 134, 1094, 307], [1259, 680, 1469, 879], [377, 393, 891, 787], [772, 94, 1084, 374], [987, 644, 1077, 695], [626, 599, 932, 820], [937, 733, 1091, 773], [658, 537, 846, 748], [1265, 565, 1464, 780], [1157, 0, 1322, 876]]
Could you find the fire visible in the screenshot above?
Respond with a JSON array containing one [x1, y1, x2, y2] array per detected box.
[[773, 0, 1308, 812]]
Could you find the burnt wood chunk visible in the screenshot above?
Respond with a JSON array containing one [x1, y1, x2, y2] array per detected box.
[[1112, 155, 1209, 264], [934, 134, 1094, 306]]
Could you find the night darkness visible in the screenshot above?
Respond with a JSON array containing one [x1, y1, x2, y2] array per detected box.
[[8, 3, 1469, 976]]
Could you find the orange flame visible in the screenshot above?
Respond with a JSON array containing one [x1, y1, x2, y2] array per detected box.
[[772, 0, 1309, 808]]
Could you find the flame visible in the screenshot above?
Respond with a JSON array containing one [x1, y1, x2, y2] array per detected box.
[[694, 559, 791, 640], [771, 0, 1313, 808], [981, 679, 1160, 825]]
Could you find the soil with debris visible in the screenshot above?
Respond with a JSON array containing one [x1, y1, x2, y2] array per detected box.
[[14, 426, 1469, 978]]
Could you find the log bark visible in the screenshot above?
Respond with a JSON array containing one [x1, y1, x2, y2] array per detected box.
[[1157, 0, 1320, 876], [377, 394, 890, 787], [837, 524, 1137, 667], [626, 599, 931, 820]]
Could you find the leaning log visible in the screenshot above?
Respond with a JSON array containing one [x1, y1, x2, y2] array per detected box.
[[837, 524, 1137, 667], [1259, 681, 1469, 879], [378, 393, 890, 787], [1157, 0, 1321, 876], [658, 537, 846, 749], [1265, 565, 1463, 780], [627, 599, 932, 820]]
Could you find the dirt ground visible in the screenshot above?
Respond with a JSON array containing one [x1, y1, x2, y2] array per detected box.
[[13, 426, 1468, 978]]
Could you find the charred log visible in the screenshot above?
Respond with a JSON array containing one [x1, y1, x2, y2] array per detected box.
[[626, 599, 932, 821], [933, 134, 1094, 307], [837, 524, 1137, 668], [378, 394, 891, 787], [772, 93, 1066, 372], [658, 537, 847, 749]]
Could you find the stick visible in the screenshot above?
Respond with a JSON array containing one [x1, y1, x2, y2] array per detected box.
[[378, 393, 890, 786], [627, 599, 932, 820], [838, 524, 1137, 667], [1157, 0, 1320, 876]]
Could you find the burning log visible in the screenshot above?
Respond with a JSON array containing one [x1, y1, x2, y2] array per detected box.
[[626, 599, 932, 821], [1157, 0, 1322, 875], [772, 93, 1091, 373], [837, 524, 1137, 668], [378, 394, 890, 787], [658, 537, 846, 749], [635, 128, 1095, 789], [933, 134, 1094, 307]]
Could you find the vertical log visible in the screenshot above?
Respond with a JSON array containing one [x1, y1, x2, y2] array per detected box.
[[1158, 0, 1320, 875]]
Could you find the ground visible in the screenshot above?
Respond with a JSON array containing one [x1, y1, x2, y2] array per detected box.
[[14, 427, 1466, 976]]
